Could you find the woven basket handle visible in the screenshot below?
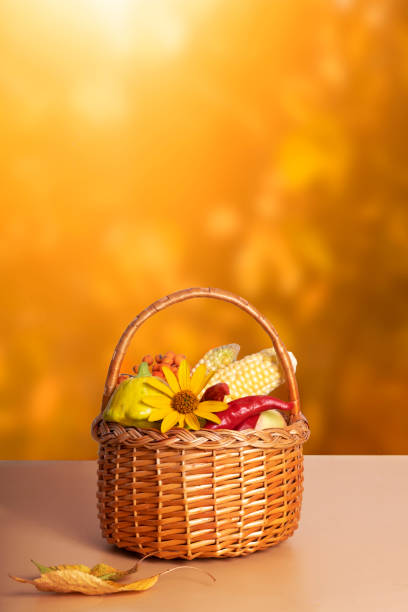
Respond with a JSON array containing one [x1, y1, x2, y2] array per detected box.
[[100, 287, 300, 416]]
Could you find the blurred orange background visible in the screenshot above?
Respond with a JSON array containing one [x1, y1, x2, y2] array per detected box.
[[1, 0, 407, 458]]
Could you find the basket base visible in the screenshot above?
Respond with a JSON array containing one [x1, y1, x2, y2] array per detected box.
[[103, 522, 300, 560]]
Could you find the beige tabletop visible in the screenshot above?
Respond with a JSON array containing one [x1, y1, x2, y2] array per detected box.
[[1, 456, 407, 611]]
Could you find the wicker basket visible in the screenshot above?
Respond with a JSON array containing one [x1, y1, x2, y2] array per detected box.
[[91, 287, 310, 559]]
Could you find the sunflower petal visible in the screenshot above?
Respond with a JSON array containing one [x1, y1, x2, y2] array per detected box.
[[177, 359, 190, 391], [162, 367, 181, 393], [144, 377, 174, 397], [201, 369, 216, 390], [143, 395, 171, 410], [161, 411, 179, 433], [190, 364, 208, 395], [185, 413, 200, 430], [194, 408, 221, 424], [200, 400, 228, 412], [178, 414, 185, 427], [148, 407, 172, 421], [177, 359, 191, 390]]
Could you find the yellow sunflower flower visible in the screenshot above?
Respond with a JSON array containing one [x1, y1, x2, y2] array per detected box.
[[143, 359, 227, 433]]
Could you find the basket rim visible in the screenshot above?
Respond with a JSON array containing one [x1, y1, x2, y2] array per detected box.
[[91, 413, 310, 450]]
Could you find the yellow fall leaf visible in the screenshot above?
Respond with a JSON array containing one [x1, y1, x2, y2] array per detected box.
[[10, 569, 158, 595], [89, 563, 122, 578], [31, 559, 91, 574], [31, 558, 142, 580], [9, 558, 215, 596]]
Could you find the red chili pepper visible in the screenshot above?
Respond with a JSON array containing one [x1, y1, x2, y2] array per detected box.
[[236, 415, 258, 430], [200, 382, 229, 402], [205, 395, 293, 430]]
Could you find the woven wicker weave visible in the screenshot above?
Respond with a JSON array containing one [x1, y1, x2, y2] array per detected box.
[[91, 287, 310, 559]]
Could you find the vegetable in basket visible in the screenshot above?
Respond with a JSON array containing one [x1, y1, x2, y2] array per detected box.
[[236, 409, 287, 430], [143, 359, 228, 433], [200, 382, 229, 402], [255, 409, 287, 430], [103, 362, 161, 427], [205, 395, 293, 430], [236, 415, 258, 430], [201, 348, 297, 400], [192, 343, 240, 374]]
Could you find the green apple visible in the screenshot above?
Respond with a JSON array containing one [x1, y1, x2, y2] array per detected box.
[[255, 409, 287, 430]]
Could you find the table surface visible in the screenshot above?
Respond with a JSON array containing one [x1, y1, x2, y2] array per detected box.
[[1, 456, 407, 611]]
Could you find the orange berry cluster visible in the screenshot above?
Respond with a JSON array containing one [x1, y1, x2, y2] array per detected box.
[[136, 352, 186, 379]]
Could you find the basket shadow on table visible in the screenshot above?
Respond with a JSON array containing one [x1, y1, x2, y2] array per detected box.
[[165, 541, 315, 611]]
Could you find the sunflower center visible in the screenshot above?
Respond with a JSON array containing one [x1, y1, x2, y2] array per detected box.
[[171, 390, 199, 414]]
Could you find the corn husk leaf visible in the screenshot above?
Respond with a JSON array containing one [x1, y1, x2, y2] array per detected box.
[[193, 343, 240, 374], [10, 559, 215, 596]]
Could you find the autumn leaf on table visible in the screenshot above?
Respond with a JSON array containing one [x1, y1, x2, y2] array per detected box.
[[9, 558, 215, 596], [30, 558, 142, 580]]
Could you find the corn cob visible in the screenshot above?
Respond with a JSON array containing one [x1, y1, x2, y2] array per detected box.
[[201, 348, 297, 401], [192, 343, 240, 374]]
